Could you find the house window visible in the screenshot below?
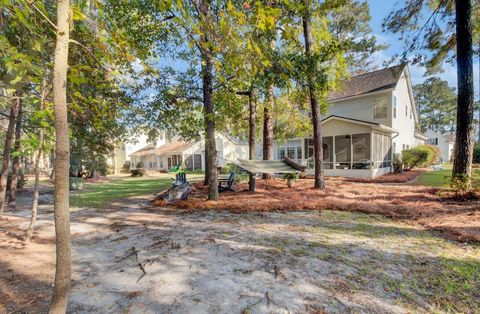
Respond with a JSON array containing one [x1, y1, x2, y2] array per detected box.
[[159, 157, 163, 168], [287, 147, 295, 159], [427, 138, 438, 145], [297, 147, 302, 160], [393, 96, 397, 118], [373, 96, 388, 119], [279, 148, 285, 159], [405, 105, 408, 117]]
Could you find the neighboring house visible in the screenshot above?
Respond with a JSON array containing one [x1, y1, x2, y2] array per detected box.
[[129, 133, 248, 172], [425, 129, 455, 162], [108, 133, 167, 174], [274, 64, 427, 178]]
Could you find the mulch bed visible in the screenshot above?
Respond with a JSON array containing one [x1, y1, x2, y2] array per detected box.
[[347, 169, 425, 183], [154, 178, 480, 244]]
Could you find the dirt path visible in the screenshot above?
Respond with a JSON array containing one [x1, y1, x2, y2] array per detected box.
[[1, 191, 479, 313]]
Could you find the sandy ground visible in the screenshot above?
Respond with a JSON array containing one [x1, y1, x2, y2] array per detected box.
[[1, 188, 479, 313]]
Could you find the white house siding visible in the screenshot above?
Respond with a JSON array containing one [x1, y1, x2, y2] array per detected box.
[[391, 72, 417, 154], [425, 129, 454, 162], [328, 91, 392, 127], [274, 139, 303, 161]]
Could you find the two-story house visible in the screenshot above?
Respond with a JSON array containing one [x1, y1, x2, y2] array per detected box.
[[274, 64, 427, 178]]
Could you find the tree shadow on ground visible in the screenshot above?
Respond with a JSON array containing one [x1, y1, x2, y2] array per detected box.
[[66, 205, 480, 313]]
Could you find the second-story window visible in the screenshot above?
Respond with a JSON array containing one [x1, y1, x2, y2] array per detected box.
[[373, 96, 388, 119]]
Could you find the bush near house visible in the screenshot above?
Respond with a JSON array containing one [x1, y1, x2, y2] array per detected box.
[[474, 144, 480, 164], [402, 145, 440, 170]]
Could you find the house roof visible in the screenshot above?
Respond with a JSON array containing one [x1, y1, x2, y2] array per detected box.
[[129, 144, 155, 157], [328, 64, 406, 101], [415, 130, 428, 140], [154, 140, 194, 155], [444, 134, 455, 142], [129, 139, 195, 157]]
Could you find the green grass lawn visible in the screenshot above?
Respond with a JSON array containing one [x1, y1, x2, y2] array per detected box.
[[70, 174, 203, 208], [418, 164, 480, 187]]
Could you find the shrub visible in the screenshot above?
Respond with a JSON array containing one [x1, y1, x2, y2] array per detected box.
[[402, 145, 439, 170], [392, 153, 403, 173], [423, 144, 441, 164], [69, 177, 84, 190], [474, 144, 480, 164], [131, 168, 147, 177], [121, 161, 131, 173], [283, 173, 298, 181]]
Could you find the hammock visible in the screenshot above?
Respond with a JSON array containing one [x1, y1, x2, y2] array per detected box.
[[236, 158, 305, 175]]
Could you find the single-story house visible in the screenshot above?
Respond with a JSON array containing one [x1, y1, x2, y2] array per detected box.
[[129, 133, 248, 172]]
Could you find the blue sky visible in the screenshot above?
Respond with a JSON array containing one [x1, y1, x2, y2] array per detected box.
[[367, 0, 479, 93]]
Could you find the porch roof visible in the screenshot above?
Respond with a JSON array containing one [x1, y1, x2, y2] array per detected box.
[[322, 115, 397, 134], [154, 140, 194, 155]]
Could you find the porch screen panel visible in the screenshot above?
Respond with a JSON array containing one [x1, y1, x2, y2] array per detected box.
[[322, 136, 333, 169], [373, 133, 382, 168], [352, 133, 370, 169], [335, 135, 351, 169], [382, 135, 392, 167]]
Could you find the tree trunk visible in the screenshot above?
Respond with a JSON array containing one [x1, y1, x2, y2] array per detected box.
[[199, 0, 218, 201], [25, 78, 48, 242], [25, 130, 44, 242], [7, 99, 23, 207], [452, 0, 474, 186], [0, 95, 19, 218], [262, 83, 274, 179], [203, 148, 209, 185], [248, 88, 256, 192], [49, 0, 72, 312], [303, 4, 325, 189], [477, 50, 480, 143]]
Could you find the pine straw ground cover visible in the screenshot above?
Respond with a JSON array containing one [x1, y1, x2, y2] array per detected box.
[[155, 177, 480, 243]]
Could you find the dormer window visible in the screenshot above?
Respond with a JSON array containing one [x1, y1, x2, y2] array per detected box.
[[373, 96, 388, 119]]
